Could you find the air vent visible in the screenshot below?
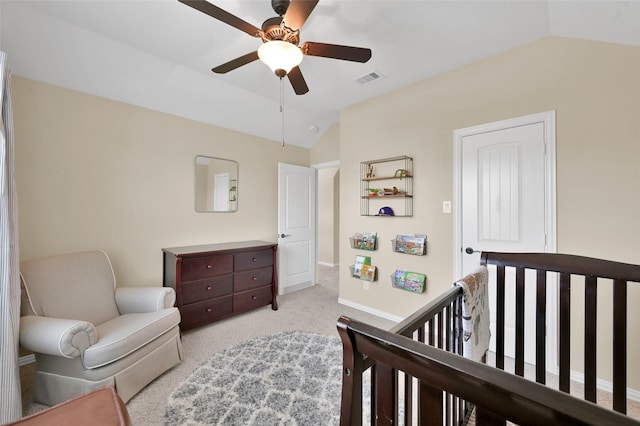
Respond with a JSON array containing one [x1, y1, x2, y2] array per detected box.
[[355, 71, 384, 86]]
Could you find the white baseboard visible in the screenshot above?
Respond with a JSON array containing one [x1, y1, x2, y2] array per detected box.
[[318, 261, 338, 267], [338, 298, 404, 323], [19, 354, 35, 366], [570, 370, 640, 402]]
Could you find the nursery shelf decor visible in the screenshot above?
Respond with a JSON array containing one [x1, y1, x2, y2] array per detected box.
[[360, 156, 413, 217], [392, 234, 427, 255], [350, 255, 378, 282], [391, 269, 426, 293], [350, 232, 378, 251]]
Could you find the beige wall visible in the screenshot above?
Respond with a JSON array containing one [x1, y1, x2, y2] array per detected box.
[[310, 122, 339, 166], [340, 36, 639, 386], [13, 77, 309, 287], [312, 122, 341, 267]]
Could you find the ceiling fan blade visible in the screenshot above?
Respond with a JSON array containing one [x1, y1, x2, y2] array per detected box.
[[301, 42, 372, 63], [282, 0, 319, 31], [212, 51, 259, 74], [287, 66, 309, 95], [179, 0, 261, 38]]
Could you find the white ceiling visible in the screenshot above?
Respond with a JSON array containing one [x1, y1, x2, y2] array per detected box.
[[1, 0, 639, 148]]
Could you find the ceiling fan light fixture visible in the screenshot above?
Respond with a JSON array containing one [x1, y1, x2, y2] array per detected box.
[[258, 40, 303, 77]]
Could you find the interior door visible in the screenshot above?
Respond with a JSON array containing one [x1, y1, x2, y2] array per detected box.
[[277, 163, 316, 295], [455, 112, 556, 368]]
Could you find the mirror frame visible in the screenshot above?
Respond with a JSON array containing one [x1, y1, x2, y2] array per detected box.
[[194, 155, 238, 213]]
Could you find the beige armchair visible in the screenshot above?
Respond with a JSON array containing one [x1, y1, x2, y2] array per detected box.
[[19, 250, 182, 406]]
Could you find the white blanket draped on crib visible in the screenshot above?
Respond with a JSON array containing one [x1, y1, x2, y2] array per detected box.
[[454, 266, 490, 362]]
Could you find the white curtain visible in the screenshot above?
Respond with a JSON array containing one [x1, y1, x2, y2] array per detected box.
[[0, 51, 21, 422]]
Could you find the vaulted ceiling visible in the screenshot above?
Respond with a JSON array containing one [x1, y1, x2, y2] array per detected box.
[[1, 1, 638, 148]]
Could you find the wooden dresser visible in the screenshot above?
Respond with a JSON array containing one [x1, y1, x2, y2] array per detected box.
[[162, 241, 278, 330]]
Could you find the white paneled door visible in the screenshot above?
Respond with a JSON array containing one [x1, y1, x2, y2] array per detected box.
[[455, 111, 557, 369], [277, 163, 316, 295]]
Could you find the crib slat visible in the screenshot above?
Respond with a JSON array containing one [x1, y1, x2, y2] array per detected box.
[[536, 269, 547, 384], [559, 272, 571, 393], [445, 305, 452, 352], [428, 316, 434, 346], [437, 312, 444, 349], [613, 279, 627, 414], [456, 296, 463, 356], [585, 276, 597, 403], [420, 381, 443, 425], [404, 372, 412, 426], [374, 362, 395, 425], [496, 265, 506, 370], [515, 267, 525, 377]]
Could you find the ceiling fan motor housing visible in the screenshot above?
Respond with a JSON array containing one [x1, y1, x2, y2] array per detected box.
[[261, 16, 299, 45], [271, 0, 290, 16]]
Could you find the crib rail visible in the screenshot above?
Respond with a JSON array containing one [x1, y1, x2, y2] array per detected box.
[[337, 315, 640, 426]]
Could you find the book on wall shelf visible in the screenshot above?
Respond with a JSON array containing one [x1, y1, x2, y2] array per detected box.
[[350, 255, 377, 282], [392, 234, 427, 255], [350, 231, 378, 250], [391, 269, 426, 293]]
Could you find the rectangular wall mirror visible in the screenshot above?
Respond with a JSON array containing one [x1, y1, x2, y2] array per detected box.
[[195, 155, 238, 212]]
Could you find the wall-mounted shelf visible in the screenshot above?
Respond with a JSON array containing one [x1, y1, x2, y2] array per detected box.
[[350, 255, 377, 281], [392, 234, 427, 255], [361, 156, 413, 217], [350, 232, 378, 251], [391, 269, 426, 293]]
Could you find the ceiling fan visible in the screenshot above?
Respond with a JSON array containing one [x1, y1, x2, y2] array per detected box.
[[178, 0, 372, 95]]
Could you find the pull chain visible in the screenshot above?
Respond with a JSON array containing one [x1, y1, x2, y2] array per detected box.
[[280, 77, 285, 147]]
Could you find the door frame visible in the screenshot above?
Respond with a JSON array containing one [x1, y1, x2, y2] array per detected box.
[[311, 160, 340, 269], [453, 110, 558, 370]]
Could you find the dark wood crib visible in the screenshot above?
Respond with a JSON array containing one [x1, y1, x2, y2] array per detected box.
[[338, 252, 640, 425]]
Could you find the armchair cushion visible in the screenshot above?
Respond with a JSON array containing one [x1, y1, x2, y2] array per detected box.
[[83, 308, 180, 369], [21, 251, 120, 325], [20, 316, 97, 358], [115, 287, 176, 314]]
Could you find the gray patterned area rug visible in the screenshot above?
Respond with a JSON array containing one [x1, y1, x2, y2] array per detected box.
[[165, 331, 349, 425]]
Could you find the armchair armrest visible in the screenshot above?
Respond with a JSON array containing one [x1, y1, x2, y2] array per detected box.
[[20, 316, 97, 358], [115, 287, 176, 314]]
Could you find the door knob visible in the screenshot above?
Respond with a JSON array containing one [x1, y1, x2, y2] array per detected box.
[[279, 233, 290, 238], [465, 247, 479, 254]]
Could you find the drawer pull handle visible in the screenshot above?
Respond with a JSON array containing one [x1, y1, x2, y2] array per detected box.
[[252, 296, 257, 300], [206, 285, 212, 291], [252, 257, 257, 262], [252, 276, 257, 281], [205, 307, 213, 313], [206, 265, 212, 269]]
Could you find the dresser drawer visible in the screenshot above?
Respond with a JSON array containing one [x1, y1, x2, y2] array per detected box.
[[181, 254, 233, 281], [233, 286, 272, 314], [234, 267, 273, 292], [180, 275, 233, 305], [234, 249, 273, 271], [180, 295, 232, 328]]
